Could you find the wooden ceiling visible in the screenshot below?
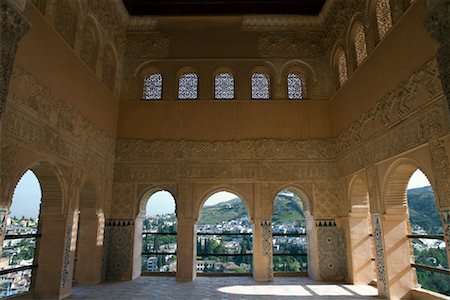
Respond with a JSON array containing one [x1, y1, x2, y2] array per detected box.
[[122, 0, 327, 16]]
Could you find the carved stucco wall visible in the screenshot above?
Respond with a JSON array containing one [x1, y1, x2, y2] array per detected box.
[[0, 65, 115, 213], [107, 56, 450, 279]]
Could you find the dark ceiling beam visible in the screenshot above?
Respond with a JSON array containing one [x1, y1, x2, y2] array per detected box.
[[122, 0, 326, 16]]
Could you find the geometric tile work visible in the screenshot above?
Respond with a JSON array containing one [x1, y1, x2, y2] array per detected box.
[[61, 225, 72, 288], [105, 220, 133, 280], [261, 219, 273, 280], [317, 222, 347, 282], [372, 214, 388, 298]]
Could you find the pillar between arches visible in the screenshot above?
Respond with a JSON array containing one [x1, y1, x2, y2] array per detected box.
[[176, 217, 196, 282], [252, 218, 273, 282], [439, 208, 450, 269], [381, 212, 416, 300], [34, 213, 74, 300]]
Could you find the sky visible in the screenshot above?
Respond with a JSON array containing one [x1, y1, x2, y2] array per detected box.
[[9, 169, 431, 218]]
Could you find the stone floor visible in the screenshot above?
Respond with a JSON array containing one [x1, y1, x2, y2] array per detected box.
[[69, 276, 380, 300]]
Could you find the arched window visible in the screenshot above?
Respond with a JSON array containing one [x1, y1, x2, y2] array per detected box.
[[178, 73, 198, 100], [197, 191, 253, 274], [141, 191, 177, 273], [251, 73, 270, 100], [337, 48, 348, 86], [287, 73, 306, 100], [375, 0, 393, 40], [272, 189, 307, 273], [353, 22, 368, 66], [1, 171, 41, 297], [406, 170, 449, 296], [143, 73, 163, 100], [215, 73, 234, 100]]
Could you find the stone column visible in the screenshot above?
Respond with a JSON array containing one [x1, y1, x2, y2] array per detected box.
[[346, 210, 374, 284], [252, 218, 273, 282], [176, 217, 196, 282], [424, 0, 450, 116], [0, 0, 30, 121], [33, 214, 71, 299], [75, 210, 104, 283], [381, 210, 416, 300]]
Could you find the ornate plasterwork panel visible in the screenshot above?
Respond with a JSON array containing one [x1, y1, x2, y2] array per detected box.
[[313, 181, 343, 218], [0, 0, 30, 119], [1, 65, 115, 204], [430, 139, 450, 208], [115, 139, 336, 162], [257, 32, 326, 58], [110, 183, 135, 219], [337, 59, 443, 154], [86, 0, 127, 56], [113, 161, 336, 183]]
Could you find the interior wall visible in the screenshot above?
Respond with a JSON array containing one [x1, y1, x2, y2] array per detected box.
[[14, 5, 119, 136]]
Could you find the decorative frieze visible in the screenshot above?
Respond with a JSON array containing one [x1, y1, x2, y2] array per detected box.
[[3, 67, 115, 175], [115, 139, 336, 162], [336, 59, 443, 155]]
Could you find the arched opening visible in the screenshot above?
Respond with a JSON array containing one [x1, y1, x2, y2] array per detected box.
[[73, 181, 103, 284], [141, 190, 177, 274], [1, 171, 41, 298], [1, 163, 68, 299], [272, 188, 307, 274], [348, 177, 377, 285], [382, 162, 449, 298], [196, 191, 253, 275], [406, 170, 449, 296]]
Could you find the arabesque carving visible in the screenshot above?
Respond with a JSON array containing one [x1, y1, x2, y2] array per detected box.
[[430, 139, 450, 208]]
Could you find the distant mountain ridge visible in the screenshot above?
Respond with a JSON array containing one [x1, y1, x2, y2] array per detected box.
[[199, 187, 441, 234], [198, 194, 304, 225], [407, 186, 442, 234]]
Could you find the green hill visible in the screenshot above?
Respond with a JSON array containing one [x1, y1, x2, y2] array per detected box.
[[407, 186, 442, 234], [198, 193, 304, 225]]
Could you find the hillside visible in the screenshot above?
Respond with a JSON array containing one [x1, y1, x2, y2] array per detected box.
[[407, 186, 442, 234], [198, 193, 304, 225]]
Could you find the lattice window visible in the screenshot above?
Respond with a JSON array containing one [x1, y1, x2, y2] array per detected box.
[[353, 22, 368, 66], [287, 73, 306, 100], [178, 73, 198, 100], [337, 48, 348, 86], [376, 0, 393, 40], [251, 73, 270, 100], [143, 74, 163, 100], [215, 73, 234, 100]]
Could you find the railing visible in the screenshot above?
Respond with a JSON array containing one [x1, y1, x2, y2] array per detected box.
[[141, 231, 177, 274], [1, 233, 40, 298], [408, 233, 450, 295], [196, 232, 253, 275], [272, 232, 307, 273]]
